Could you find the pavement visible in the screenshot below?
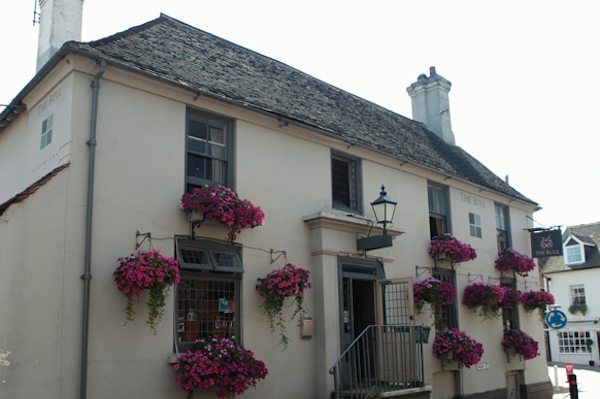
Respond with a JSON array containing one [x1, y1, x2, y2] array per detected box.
[[548, 364, 600, 399]]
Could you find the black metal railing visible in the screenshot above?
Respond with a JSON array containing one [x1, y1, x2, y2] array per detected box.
[[329, 324, 426, 399]]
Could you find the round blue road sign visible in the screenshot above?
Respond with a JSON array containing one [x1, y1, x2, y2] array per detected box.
[[546, 309, 567, 329]]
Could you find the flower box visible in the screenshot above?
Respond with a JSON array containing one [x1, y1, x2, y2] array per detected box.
[[520, 290, 555, 320], [414, 277, 457, 320], [181, 185, 265, 241], [433, 329, 484, 368], [438, 350, 454, 361], [462, 282, 504, 319], [173, 338, 268, 398], [495, 248, 535, 276], [502, 328, 539, 360], [429, 234, 477, 264]]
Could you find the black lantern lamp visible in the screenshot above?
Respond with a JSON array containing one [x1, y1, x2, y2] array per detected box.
[[370, 185, 397, 235], [357, 185, 398, 251]]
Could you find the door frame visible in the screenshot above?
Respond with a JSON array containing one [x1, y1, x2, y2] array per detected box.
[[337, 256, 385, 351]]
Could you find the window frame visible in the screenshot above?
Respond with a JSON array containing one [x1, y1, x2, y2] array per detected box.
[[564, 244, 585, 265], [494, 203, 511, 251], [500, 277, 520, 330], [175, 272, 242, 351], [185, 108, 236, 190], [428, 182, 451, 238], [433, 268, 458, 331], [570, 285, 586, 306], [468, 212, 482, 238], [40, 114, 53, 149], [331, 150, 363, 214], [174, 237, 244, 351], [558, 331, 592, 354]]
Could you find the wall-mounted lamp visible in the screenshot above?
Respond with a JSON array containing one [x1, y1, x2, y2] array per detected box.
[[357, 185, 398, 251]]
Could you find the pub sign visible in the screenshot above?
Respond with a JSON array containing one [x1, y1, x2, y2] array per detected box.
[[531, 228, 563, 258]]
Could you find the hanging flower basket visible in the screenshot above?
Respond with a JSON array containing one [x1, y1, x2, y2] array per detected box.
[[113, 249, 180, 333], [414, 277, 457, 320], [429, 234, 477, 263], [499, 286, 522, 309], [432, 329, 484, 368], [256, 263, 311, 349], [520, 290, 555, 320], [173, 338, 268, 398], [495, 248, 535, 277], [181, 185, 265, 241], [502, 329, 539, 360], [462, 282, 504, 319]]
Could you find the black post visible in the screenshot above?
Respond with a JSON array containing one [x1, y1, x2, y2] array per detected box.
[[568, 374, 579, 399]]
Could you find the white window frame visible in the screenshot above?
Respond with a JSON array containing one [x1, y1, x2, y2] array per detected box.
[[469, 212, 482, 238], [558, 331, 592, 354], [570, 285, 586, 305], [40, 114, 53, 149], [564, 243, 584, 265]]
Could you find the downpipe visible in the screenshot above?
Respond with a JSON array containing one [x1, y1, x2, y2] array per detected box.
[[80, 60, 107, 399]]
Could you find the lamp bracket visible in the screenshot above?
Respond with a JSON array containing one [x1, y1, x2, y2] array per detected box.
[[356, 234, 393, 252]]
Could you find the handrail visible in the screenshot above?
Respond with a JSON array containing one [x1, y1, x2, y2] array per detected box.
[[329, 324, 426, 398]]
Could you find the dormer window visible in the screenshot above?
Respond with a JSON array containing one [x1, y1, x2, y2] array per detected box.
[[563, 235, 592, 265], [565, 244, 584, 264]]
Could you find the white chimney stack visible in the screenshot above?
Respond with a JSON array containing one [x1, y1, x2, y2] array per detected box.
[[406, 66, 456, 145], [36, 0, 84, 71]]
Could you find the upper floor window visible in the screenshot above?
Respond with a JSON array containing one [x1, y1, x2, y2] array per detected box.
[[428, 183, 449, 238], [40, 114, 53, 149], [469, 212, 482, 238], [570, 284, 586, 306], [175, 238, 242, 350], [564, 239, 584, 265], [186, 109, 234, 191], [331, 151, 361, 213], [495, 204, 511, 251]]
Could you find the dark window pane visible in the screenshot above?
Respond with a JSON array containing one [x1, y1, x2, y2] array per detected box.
[[332, 157, 351, 207], [187, 154, 207, 179], [188, 120, 208, 140], [429, 216, 446, 239], [214, 253, 235, 267]]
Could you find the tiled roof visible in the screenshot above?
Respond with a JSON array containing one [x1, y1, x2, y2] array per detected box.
[[543, 222, 600, 273], [14, 14, 537, 205]]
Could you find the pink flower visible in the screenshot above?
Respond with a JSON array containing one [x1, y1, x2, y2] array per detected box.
[[181, 186, 265, 241], [502, 328, 539, 360], [433, 329, 484, 368], [495, 248, 535, 276], [429, 234, 477, 263], [462, 282, 504, 319]]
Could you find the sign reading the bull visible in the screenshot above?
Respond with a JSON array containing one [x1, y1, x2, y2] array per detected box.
[[531, 228, 563, 258]]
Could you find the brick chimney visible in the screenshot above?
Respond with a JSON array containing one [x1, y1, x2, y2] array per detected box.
[[36, 0, 84, 71], [406, 66, 455, 145]]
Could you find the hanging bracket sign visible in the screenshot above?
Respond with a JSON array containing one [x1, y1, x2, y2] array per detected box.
[[530, 227, 563, 258]]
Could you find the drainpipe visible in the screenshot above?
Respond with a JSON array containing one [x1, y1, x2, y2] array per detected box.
[[80, 60, 107, 399]]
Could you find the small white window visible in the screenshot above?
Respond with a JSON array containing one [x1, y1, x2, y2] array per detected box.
[[469, 212, 482, 238], [565, 245, 584, 264], [570, 285, 586, 306], [40, 114, 53, 149]]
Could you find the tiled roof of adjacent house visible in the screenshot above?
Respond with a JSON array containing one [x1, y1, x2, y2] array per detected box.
[[4, 14, 537, 205], [543, 221, 600, 273]]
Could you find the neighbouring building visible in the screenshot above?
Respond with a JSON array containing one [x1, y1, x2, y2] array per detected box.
[[0, 2, 552, 399], [543, 222, 600, 366]]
